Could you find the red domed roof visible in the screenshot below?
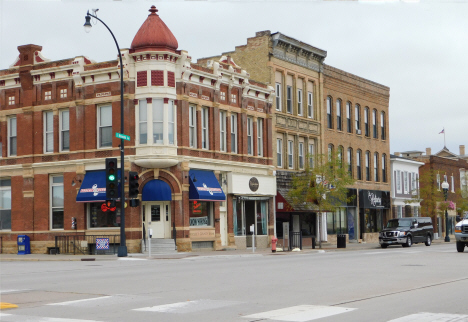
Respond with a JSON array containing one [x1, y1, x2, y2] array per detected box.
[[130, 6, 178, 53]]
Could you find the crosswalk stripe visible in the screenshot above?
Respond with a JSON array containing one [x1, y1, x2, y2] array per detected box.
[[134, 299, 240, 313], [0, 313, 103, 322], [47, 296, 112, 306], [244, 305, 356, 322], [387, 312, 468, 322]]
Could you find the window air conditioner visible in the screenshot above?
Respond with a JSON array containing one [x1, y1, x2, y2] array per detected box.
[[356, 129, 361, 135]]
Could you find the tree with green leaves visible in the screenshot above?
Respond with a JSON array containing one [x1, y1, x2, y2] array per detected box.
[[287, 152, 355, 248], [405, 168, 446, 224]]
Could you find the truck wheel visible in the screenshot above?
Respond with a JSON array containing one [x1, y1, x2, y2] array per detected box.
[[425, 235, 432, 246], [456, 241, 465, 253], [381, 244, 388, 249], [403, 236, 412, 247]]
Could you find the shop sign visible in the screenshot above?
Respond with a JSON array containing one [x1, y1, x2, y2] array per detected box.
[[249, 177, 259, 192], [359, 190, 390, 209], [190, 229, 215, 240], [96, 238, 110, 250]]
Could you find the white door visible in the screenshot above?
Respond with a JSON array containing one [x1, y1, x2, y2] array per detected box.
[[146, 202, 171, 239]]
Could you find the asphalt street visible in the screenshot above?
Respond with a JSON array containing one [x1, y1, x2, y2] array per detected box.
[[1, 242, 467, 322]]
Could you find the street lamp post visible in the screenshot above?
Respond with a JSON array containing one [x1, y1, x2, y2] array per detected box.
[[441, 180, 450, 242], [84, 11, 127, 257]]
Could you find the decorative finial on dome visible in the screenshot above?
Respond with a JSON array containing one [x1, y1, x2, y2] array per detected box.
[[149, 5, 158, 16]]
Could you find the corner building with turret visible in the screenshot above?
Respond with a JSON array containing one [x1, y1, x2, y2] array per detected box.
[[0, 7, 276, 254]]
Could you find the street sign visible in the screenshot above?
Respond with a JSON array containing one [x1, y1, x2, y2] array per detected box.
[[115, 132, 130, 141]]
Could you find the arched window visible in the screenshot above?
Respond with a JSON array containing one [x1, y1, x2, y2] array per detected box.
[[365, 151, 370, 181], [381, 111, 386, 140], [364, 107, 369, 137], [374, 152, 379, 182], [327, 97, 333, 129], [346, 102, 352, 133], [336, 99, 342, 131], [338, 146, 344, 168], [356, 149, 362, 180], [355, 104, 361, 134], [382, 153, 387, 182], [328, 144, 334, 159], [347, 148, 353, 177], [372, 109, 377, 138]]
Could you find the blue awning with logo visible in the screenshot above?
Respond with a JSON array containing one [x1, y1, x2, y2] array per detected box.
[[76, 170, 120, 203], [189, 169, 226, 201], [142, 179, 172, 201]]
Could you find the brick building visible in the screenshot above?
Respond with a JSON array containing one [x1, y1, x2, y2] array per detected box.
[[399, 145, 468, 238], [323, 65, 391, 243], [0, 6, 276, 254], [198, 31, 391, 244]]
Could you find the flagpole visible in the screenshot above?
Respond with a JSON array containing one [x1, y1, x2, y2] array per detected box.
[[444, 128, 446, 147]]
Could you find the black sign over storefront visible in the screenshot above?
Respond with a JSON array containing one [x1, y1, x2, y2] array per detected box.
[[359, 189, 390, 209]]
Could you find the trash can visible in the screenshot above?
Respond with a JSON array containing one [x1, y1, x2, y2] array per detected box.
[[17, 235, 31, 255], [337, 234, 346, 249], [312, 236, 316, 249]]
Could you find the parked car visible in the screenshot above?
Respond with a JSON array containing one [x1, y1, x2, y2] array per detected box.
[[455, 214, 468, 253], [379, 217, 433, 248]]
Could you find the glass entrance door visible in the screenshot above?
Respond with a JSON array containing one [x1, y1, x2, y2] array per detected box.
[[146, 202, 171, 239]]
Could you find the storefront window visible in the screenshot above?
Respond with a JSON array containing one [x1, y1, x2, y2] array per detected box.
[[327, 208, 348, 234], [233, 198, 245, 236], [189, 201, 212, 227], [234, 198, 268, 236], [363, 208, 383, 233], [256, 201, 268, 235], [89, 203, 120, 228]]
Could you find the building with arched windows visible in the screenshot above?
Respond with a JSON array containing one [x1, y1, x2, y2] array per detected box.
[[0, 6, 276, 253]]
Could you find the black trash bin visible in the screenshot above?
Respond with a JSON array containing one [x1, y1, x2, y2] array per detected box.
[[337, 234, 346, 248]]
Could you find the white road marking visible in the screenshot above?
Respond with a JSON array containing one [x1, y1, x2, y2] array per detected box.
[[118, 257, 147, 260], [244, 305, 356, 322], [0, 289, 30, 294], [387, 312, 468, 321], [0, 313, 103, 322], [134, 299, 240, 313], [182, 254, 262, 260], [47, 296, 112, 306]]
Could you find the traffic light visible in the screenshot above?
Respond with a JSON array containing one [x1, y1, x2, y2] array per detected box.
[[105, 158, 118, 200], [128, 171, 139, 198]]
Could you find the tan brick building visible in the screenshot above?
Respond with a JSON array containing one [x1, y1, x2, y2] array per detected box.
[[198, 30, 391, 244], [0, 7, 276, 254]]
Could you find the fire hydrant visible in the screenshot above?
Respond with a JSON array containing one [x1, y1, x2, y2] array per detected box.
[[271, 236, 278, 253]]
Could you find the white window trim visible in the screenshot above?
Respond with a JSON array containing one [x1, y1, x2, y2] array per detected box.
[[201, 107, 209, 150], [288, 140, 294, 169], [307, 91, 313, 119], [336, 100, 342, 131], [168, 100, 175, 146], [152, 99, 164, 145], [247, 117, 253, 156], [0, 179, 12, 231], [286, 86, 292, 114], [299, 142, 304, 169], [404, 171, 409, 194], [44, 111, 54, 154], [257, 118, 263, 157], [50, 175, 64, 230], [45, 91, 52, 101], [396, 170, 402, 193], [59, 109, 70, 152], [137, 99, 148, 146], [276, 83, 282, 111], [8, 116, 17, 156], [220, 111, 227, 152], [97, 105, 112, 149], [60, 88, 67, 98], [309, 143, 315, 168], [189, 105, 197, 148], [297, 89, 302, 116], [355, 105, 360, 131], [437, 173, 441, 191], [8, 96, 15, 105], [277, 138, 283, 168], [451, 175, 455, 193], [231, 113, 237, 154]]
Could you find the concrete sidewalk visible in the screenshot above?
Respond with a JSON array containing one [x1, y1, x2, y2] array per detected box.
[[0, 238, 453, 262]]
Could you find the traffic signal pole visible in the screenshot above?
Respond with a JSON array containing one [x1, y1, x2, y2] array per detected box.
[[85, 11, 126, 257]]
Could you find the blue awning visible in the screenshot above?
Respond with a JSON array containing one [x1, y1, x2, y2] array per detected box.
[[76, 170, 120, 203], [142, 179, 172, 201], [189, 169, 226, 201]]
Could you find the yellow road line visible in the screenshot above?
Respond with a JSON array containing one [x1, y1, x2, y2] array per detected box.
[[0, 302, 18, 310]]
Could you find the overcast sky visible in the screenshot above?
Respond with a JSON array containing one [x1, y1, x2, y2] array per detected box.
[[1, 0, 466, 156]]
